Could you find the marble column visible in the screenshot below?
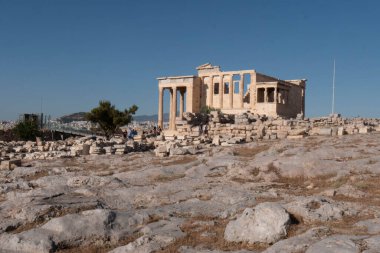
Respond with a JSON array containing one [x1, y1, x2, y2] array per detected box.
[[239, 74, 244, 108], [171, 87, 177, 130], [250, 72, 256, 110], [158, 87, 164, 128], [264, 88, 268, 103], [179, 89, 184, 119], [209, 76, 213, 108], [274, 87, 278, 103], [169, 88, 173, 130], [229, 75, 233, 109], [201, 76, 206, 108], [219, 75, 224, 109]]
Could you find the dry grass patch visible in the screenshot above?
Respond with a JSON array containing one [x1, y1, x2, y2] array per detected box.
[[275, 147, 288, 154], [22, 170, 50, 181], [56, 233, 142, 253], [282, 153, 296, 157], [205, 166, 228, 178], [251, 167, 260, 177], [344, 137, 365, 146], [61, 158, 82, 167], [320, 214, 373, 236], [83, 162, 111, 171], [232, 145, 270, 158], [268, 173, 340, 196], [153, 173, 186, 183], [95, 171, 114, 177], [367, 159, 377, 165], [330, 176, 349, 189], [196, 194, 212, 201], [122, 153, 145, 161], [267, 162, 280, 175], [334, 156, 354, 162], [332, 144, 357, 149], [255, 196, 283, 205], [230, 177, 256, 184], [229, 167, 260, 183], [324, 174, 380, 206], [118, 155, 157, 172], [351, 174, 380, 196], [303, 139, 325, 150], [117, 163, 146, 173], [286, 211, 372, 239], [354, 181, 371, 190], [60, 157, 115, 173], [158, 216, 268, 253], [61, 166, 81, 172], [278, 173, 336, 188], [152, 156, 197, 167]]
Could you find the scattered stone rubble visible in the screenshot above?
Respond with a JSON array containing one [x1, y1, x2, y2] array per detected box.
[[1, 112, 380, 165], [0, 136, 154, 167], [1, 127, 380, 252], [154, 112, 380, 157]]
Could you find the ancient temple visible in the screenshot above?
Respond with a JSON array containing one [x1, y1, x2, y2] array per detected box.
[[157, 63, 306, 130]]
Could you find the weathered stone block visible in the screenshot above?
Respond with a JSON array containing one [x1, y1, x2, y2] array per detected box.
[[319, 128, 332, 136], [359, 126, 369, 134], [287, 135, 304, 139], [177, 135, 187, 140], [155, 145, 168, 153], [288, 128, 306, 136], [337, 127, 346, 136], [0, 159, 21, 170], [212, 136, 221, 146]]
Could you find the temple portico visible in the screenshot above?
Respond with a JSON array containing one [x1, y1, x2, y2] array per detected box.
[[157, 63, 306, 131], [157, 75, 201, 130]]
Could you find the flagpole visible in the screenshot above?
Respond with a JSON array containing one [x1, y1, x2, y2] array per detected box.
[[332, 59, 335, 115]]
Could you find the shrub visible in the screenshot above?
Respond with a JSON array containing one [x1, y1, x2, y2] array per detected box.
[[200, 106, 220, 114], [13, 120, 41, 141], [86, 100, 138, 139]]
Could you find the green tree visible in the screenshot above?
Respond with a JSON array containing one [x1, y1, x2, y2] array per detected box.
[[13, 120, 41, 141], [200, 106, 220, 114], [86, 100, 138, 139]]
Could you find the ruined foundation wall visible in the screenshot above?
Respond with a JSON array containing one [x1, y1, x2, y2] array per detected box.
[[154, 112, 380, 157], [174, 112, 380, 142]]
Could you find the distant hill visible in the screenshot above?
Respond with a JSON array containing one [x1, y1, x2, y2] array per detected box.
[[58, 112, 87, 123], [133, 113, 169, 122], [58, 112, 169, 123]]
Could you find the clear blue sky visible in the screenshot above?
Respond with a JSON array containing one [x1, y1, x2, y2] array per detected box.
[[1, 0, 380, 120]]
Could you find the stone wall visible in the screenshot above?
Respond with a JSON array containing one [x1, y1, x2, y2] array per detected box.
[[153, 112, 380, 157], [2, 112, 379, 162], [0, 136, 155, 165], [174, 112, 380, 141]]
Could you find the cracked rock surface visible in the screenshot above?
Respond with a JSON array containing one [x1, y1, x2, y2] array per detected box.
[[1, 133, 380, 252]]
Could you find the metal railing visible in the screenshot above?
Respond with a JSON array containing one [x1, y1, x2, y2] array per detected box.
[[45, 124, 94, 136]]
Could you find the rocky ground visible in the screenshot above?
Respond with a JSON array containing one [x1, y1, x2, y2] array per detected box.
[[1, 133, 380, 252]]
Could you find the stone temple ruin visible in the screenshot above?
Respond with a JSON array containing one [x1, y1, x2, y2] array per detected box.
[[157, 63, 306, 131]]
